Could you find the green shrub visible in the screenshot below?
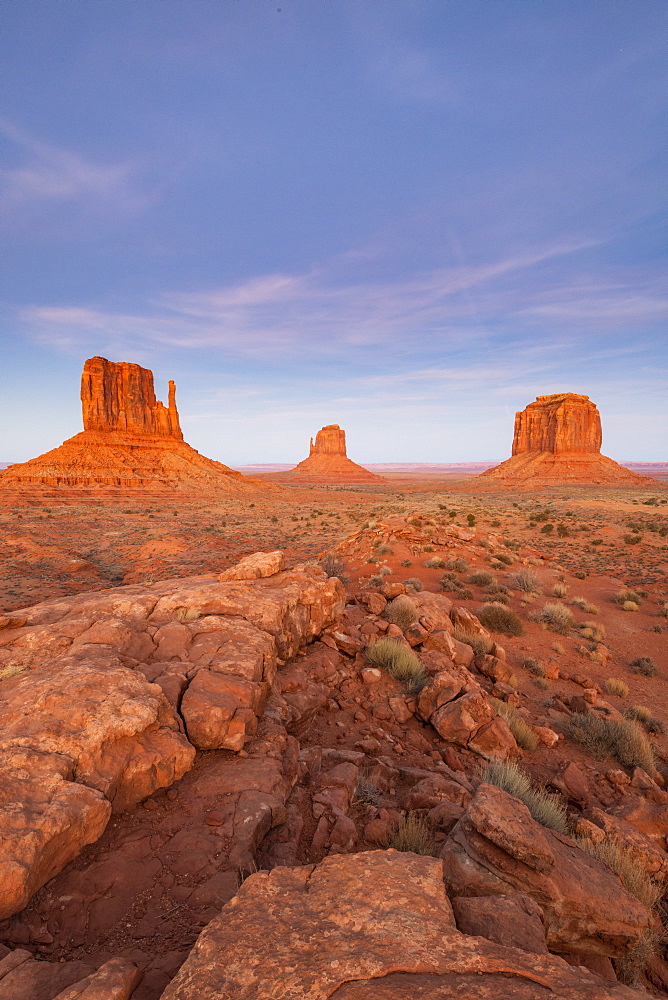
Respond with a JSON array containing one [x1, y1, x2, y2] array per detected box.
[[629, 657, 656, 677], [384, 812, 435, 855], [469, 570, 494, 586], [508, 569, 541, 593], [481, 761, 568, 834], [564, 713, 655, 772], [530, 602, 574, 633], [365, 638, 427, 694], [489, 698, 539, 751], [478, 603, 524, 637], [452, 628, 493, 656], [383, 595, 418, 630], [604, 678, 629, 698]]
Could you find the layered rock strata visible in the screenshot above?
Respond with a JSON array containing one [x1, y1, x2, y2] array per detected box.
[[479, 393, 654, 486], [282, 424, 385, 483], [161, 851, 646, 999], [0, 559, 344, 920], [0, 357, 272, 493]]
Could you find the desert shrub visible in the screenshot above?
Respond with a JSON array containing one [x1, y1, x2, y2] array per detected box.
[[623, 601, 639, 612], [523, 658, 545, 677], [577, 621, 606, 643], [444, 557, 468, 573], [557, 524, 569, 537], [481, 761, 568, 834], [629, 657, 656, 677], [452, 628, 494, 656], [553, 583, 568, 598], [478, 603, 524, 637], [403, 577, 424, 592], [439, 575, 461, 593], [574, 570, 587, 579], [540, 523, 554, 535], [400, 559, 412, 567], [379, 566, 392, 576], [614, 589, 642, 607], [508, 569, 541, 593], [571, 596, 598, 613], [422, 544, 434, 552], [467, 514, 476, 526], [625, 705, 665, 734], [487, 584, 510, 596], [459, 587, 474, 600], [384, 812, 435, 855], [564, 713, 655, 772], [490, 698, 539, 751], [530, 602, 574, 633], [354, 776, 382, 806], [577, 837, 662, 910], [320, 554, 349, 581], [424, 556, 445, 569], [367, 555, 379, 564], [383, 595, 418, 630], [493, 552, 514, 566], [469, 570, 494, 586], [377, 544, 394, 555], [604, 678, 629, 698], [365, 638, 427, 694], [534, 677, 550, 690], [368, 574, 384, 587], [552, 642, 565, 655], [623, 534, 642, 545]]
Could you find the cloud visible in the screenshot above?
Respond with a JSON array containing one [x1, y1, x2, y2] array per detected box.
[[0, 119, 150, 226]]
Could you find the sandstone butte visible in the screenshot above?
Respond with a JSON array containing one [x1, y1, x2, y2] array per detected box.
[[478, 393, 655, 487], [0, 356, 276, 495], [281, 424, 386, 483]]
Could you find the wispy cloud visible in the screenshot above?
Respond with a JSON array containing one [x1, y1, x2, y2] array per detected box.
[[0, 119, 150, 226]]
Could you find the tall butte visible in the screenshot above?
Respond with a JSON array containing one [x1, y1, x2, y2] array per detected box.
[[0, 357, 272, 494], [283, 424, 385, 483], [479, 392, 654, 486]]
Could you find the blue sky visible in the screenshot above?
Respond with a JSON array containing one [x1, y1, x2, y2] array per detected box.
[[1, 0, 666, 464]]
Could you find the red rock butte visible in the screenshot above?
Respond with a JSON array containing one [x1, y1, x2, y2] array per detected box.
[[282, 424, 385, 483], [479, 392, 654, 487], [0, 356, 274, 496]]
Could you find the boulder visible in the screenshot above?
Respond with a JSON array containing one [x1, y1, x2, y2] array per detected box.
[[160, 851, 646, 999], [218, 550, 284, 581], [441, 783, 651, 957], [452, 894, 548, 954]]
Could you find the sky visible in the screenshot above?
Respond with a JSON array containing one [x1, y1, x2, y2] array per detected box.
[[1, 0, 666, 465]]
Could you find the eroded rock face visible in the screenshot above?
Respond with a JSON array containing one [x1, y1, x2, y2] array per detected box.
[[0, 562, 344, 921], [479, 393, 653, 486], [441, 783, 651, 957], [161, 851, 645, 1000], [0, 357, 271, 493], [284, 424, 385, 483], [81, 356, 183, 439]]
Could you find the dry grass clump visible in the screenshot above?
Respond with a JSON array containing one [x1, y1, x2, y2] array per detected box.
[[477, 603, 524, 637], [383, 595, 418, 630], [564, 713, 655, 773], [452, 628, 494, 656], [403, 577, 424, 592], [614, 589, 642, 607], [577, 837, 662, 910], [508, 569, 541, 593], [529, 602, 574, 633], [577, 621, 606, 643], [629, 657, 656, 677], [481, 761, 568, 834], [571, 596, 598, 613], [365, 637, 427, 695], [0, 664, 26, 681], [490, 698, 539, 751], [384, 812, 435, 855], [469, 570, 495, 586], [604, 678, 629, 698], [444, 557, 468, 573], [625, 706, 665, 735], [553, 582, 568, 598]]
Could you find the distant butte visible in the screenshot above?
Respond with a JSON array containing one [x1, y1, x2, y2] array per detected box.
[[0, 356, 275, 495], [478, 392, 654, 487], [282, 424, 386, 483]]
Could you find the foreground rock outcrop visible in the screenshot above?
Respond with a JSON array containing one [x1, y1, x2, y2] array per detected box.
[[282, 424, 385, 483], [0, 357, 274, 493], [161, 851, 645, 999], [479, 393, 653, 486], [0, 559, 344, 920]]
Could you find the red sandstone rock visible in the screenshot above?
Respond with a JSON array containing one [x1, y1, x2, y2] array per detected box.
[[0, 357, 274, 493], [479, 393, 654, 486], [282, 424, 386, 483], [160, 851, 645, 999], [441, 783, 651, 957]]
